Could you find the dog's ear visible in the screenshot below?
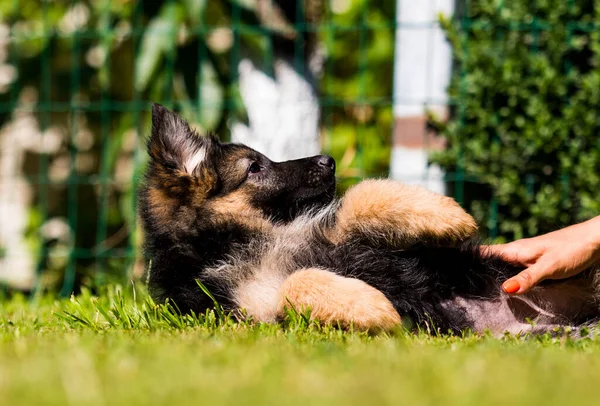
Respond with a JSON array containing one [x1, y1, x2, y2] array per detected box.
[[148, 103, 217, 175]]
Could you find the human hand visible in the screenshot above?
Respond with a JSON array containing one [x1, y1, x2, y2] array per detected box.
[[484, 216, 600, 294]]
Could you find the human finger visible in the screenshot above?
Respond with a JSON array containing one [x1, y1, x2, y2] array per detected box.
[[482, 242, 523, 264], [501, 264, 547, 295]]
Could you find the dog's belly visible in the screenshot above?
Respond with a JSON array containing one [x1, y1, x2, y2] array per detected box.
[[445, 279, 600, 336], [443, 296, 549, 335]]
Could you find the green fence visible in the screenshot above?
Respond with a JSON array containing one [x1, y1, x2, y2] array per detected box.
[[1, 0, 599, 295], [0, 0, 395, 294]]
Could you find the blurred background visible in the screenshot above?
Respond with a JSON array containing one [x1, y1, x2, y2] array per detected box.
[[0, 0, 598, 295]]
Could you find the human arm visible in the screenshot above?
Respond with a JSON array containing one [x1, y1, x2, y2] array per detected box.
[[485, 216, 600, 294]]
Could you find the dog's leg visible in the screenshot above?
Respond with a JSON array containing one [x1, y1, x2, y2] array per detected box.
[[277, 268, 401, 332], [329, 179, 477, 247]]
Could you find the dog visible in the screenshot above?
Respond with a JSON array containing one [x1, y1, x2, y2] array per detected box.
[[138, 104, 600, 336]]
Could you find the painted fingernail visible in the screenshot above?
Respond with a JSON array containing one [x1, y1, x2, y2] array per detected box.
[[502, 280, 520, 294]]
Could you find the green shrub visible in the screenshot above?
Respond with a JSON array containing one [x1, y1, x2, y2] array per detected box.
[[432, 0, 600, 240]]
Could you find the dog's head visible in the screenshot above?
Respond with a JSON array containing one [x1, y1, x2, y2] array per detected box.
[[141, 104, 336, 233]]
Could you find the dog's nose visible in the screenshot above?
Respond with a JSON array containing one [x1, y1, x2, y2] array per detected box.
[[316, 155, 335, 170]]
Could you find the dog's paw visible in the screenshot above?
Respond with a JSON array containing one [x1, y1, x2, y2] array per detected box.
[[331, 179, 477, 247], [277, 268, 401, 332]]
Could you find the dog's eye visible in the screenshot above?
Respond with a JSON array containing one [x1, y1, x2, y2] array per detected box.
[[248, 162, 262, 174]]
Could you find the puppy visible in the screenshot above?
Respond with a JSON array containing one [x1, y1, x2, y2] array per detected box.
[[139, 104, 600, 335]]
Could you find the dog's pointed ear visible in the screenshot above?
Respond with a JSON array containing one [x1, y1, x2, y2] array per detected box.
[[148, 103, 217, 175]]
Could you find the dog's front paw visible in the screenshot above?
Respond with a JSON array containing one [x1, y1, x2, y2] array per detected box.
[[277, 268, 401, 332], [332, 179, 477, 247]]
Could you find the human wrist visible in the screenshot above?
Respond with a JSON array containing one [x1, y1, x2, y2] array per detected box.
[[584, 216, 600, 259]]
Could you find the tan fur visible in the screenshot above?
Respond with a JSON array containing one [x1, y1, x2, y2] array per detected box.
[[276, 268, 402, 332], [146, 168, 217, 228], [329, 179, 477, 247], [208, 190, 273, 232], [190, 166, 218, 196], [146, 187, 175, 227]]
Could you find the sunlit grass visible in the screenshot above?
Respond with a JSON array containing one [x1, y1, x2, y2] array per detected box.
[[1, 285, 599, 406]]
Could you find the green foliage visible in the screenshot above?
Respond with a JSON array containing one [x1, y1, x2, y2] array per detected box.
[[432, 0, 600, 239], [320, 0, 395, 189]]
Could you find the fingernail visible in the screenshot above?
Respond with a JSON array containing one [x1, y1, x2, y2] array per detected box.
[[502, 280, 520, 294]]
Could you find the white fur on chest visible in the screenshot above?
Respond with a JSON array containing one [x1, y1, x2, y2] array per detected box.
[[234, 271, 287, 322]]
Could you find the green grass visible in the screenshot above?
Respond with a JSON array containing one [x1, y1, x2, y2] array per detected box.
[[1, 286, 600, 406]]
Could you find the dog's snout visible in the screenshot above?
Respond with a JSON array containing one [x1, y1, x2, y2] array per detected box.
[[316, 155, 335, 170]]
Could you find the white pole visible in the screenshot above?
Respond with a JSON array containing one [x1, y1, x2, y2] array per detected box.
[[390, 0, 455, 195]]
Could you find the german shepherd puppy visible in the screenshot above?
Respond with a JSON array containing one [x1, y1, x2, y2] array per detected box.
[[138, 104, 600, 335]]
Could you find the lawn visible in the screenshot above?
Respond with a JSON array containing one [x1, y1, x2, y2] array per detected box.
[[1, 286, 599, 406]]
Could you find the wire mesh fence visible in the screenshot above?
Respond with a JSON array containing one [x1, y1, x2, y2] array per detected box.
[[0, 0, 397, 294], [0, 0, 599, 295]]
